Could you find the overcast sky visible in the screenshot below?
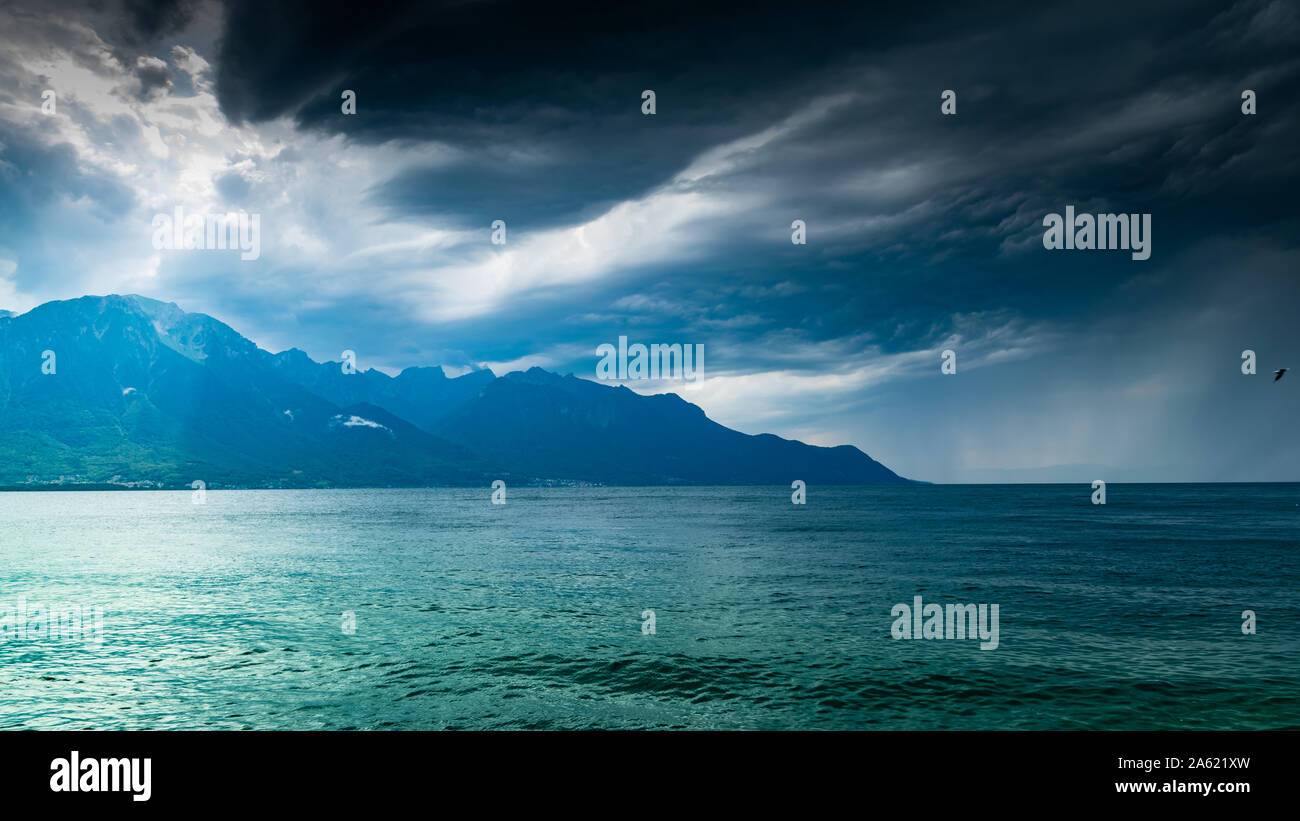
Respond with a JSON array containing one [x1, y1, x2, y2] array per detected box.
[[1, 0, 1297, 482]]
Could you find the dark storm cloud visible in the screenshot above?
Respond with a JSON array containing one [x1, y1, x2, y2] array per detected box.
[[131, 54, 173, 99], [212, 0, 1298, 319], [214, 0, 967, 125], [0, 125, 138, 230], [214, 0, 994, 225], [374, 153, 654, 231], [2, 0, 201, 48], [118, 0, 200, 42]]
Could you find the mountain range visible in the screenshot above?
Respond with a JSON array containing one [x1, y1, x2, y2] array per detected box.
[[0, 295, 910, 488]]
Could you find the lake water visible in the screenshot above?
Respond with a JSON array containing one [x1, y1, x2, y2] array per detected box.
[[0, 485, 1296, 729]]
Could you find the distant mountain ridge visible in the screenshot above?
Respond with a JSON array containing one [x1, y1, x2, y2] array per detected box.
[[0, 295, 912, 488], [267, 348, 496, 432]]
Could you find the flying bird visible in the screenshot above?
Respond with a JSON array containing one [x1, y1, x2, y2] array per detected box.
[[1275, 368, 1288, 382]]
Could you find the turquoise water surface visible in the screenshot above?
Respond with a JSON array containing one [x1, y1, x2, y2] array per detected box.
[[0, 485, 1296, 729]]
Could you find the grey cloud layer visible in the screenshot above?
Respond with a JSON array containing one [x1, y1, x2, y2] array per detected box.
[[0, 0, 1297, 480]]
